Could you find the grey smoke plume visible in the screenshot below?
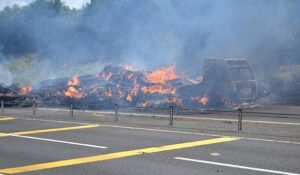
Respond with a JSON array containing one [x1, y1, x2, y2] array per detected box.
[[0, 0, 299, 85]]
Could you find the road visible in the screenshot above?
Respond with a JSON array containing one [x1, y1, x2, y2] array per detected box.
[[0, 115, 299, 175]]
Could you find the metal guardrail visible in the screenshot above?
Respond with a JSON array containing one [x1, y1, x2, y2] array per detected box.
[[1, 100, 300, 131]]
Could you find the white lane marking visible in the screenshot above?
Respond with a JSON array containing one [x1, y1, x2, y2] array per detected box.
[[10, 116, 300, 145], [175, 157, 300, 175], [38, 108, 300, 126], [1, 133, 107, 149], [210, 152, 220, 156]]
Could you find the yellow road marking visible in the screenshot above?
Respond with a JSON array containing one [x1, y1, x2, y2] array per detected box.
[[0, 124, 99, 138], [0, 117, 14, 121], [0, 137, 239, 174]]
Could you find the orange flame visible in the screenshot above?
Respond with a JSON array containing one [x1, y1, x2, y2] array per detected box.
[[191, 96, 209, 105], [64, 87, 86, 99], [145, 65, 178, 84], [65, 75, 86, 99], [142, 65, 178, 95], [68, 75, 80, 86], [19, 86, 32, 95], [141, 84, 176, 94]]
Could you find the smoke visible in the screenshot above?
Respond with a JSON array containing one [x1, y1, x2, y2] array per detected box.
[[0, 0, 299, 85]]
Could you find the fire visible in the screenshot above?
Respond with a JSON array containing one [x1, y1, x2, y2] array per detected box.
[[68, 75, 80, 86], [191, 96, 209, 105], [130, 83, 139, 96], [141, 84, 176, 94], [145, 65, 178, 84], [142, 65, 178, 95], [126, 94, 132, 102], [64, 87, 86, 99], [65, 75, 86, 99], [19, 86, 32, 95]]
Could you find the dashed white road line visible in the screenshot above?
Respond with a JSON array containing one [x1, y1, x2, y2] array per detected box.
[[210, 152, 220, 156], [175, 157, 300, 175], [1, 133, 107, 149]]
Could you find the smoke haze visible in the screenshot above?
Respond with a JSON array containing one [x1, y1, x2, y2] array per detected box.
[[0, 0, 299, 85]]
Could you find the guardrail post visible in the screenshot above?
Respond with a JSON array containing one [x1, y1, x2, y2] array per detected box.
[[70, 104, 74, 118], [1, 99, 4, 114], [32, 102, 37, 116], [238, 107, 243, 131], [114, 104, 118, 122], [169, 106, 174, 126]]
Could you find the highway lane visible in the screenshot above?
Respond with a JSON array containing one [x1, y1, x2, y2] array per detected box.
[[0, 116, 299, 175]]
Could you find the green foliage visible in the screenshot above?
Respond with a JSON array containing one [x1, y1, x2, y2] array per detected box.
[[0, 0, 78, 57]]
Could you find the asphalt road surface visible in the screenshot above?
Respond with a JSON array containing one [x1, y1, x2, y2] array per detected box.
[[0, 115, 299, 175]]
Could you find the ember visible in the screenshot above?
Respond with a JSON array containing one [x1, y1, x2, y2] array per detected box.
[[67, 75, 80, 86], [104, 89, 113, 97], [18, 86, 32, 95], [191, 96, 209, 105], [141, 84, 176, 94], [126, 94, 132, 102]]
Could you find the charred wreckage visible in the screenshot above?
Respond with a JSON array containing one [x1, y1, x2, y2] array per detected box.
[[0, 58, 257, 109]]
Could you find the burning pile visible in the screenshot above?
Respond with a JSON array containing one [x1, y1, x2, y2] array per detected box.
[[0, 83, 32, 96], [34, 64, 219, 108], [3, 59, 256, 108]]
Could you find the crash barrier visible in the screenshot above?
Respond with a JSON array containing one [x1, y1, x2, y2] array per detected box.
[[1, 100, 300, 132]]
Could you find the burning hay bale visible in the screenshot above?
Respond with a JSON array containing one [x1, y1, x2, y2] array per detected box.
[[32, 64, 192, 108], [0, 83, 32, 107], [1, 58, 258, 109]]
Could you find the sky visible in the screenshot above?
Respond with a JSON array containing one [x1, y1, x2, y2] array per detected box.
[[0, 0, 91, 10]]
